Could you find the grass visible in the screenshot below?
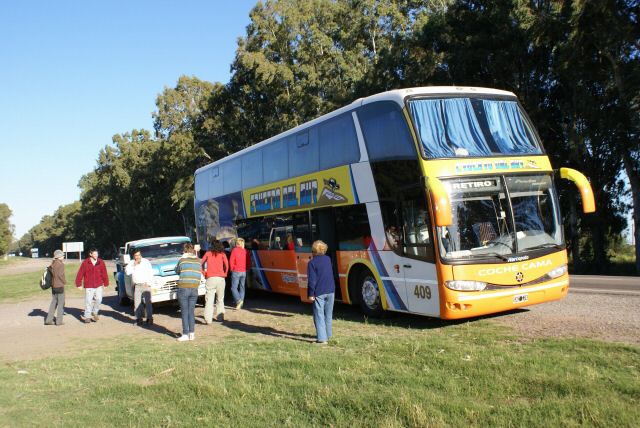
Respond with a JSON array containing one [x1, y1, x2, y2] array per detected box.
[[0, 263, 84, 302], [1, 266, 638, 427], [0, 256, 29, 266], [0, 318, 638, 427]]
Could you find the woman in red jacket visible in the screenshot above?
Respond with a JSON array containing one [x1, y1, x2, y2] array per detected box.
[[201, 240, 228, 323]]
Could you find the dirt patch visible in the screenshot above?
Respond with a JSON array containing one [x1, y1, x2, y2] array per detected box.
[[488, 293, 640, 345], [0, 289, 319, 362]]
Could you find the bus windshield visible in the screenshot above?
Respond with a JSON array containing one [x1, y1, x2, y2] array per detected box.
[[408, 97, 543, 158], [437, 174, 562, 261]]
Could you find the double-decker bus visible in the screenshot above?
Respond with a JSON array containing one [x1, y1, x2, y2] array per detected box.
[[194, 87, 595, 319]]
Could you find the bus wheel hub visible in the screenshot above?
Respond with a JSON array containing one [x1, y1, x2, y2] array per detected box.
[[362, 277, 380, 308]]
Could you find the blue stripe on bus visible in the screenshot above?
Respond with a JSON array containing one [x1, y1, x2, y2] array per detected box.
[[251, 250, 271, 291], [349, 165, 359, 204], [368, 242, 408, 311]]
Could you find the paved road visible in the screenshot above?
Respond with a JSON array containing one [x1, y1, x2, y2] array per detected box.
[[570, 274, 640, 295]]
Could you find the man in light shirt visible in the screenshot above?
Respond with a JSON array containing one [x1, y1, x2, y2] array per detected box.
[[125, 249, 155, 326]]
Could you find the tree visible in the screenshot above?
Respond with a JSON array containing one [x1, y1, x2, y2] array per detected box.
[[0, 203, 13, 256], [560, 0, 640, 272]]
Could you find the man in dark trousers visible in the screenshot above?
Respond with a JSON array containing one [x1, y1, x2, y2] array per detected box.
[[75, 248, 109, 323], [45, 250, 66, 325]]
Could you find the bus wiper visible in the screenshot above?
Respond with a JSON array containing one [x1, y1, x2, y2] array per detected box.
[[483, 252, 510, 261], [526, 243, 563, 251]]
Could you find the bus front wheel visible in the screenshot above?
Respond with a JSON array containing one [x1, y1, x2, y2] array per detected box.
[[357, 269, 384, 318]]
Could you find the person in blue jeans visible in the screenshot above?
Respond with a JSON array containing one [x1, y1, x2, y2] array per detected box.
[[307, 240, 335, 344], [175, 243, 201, 341]]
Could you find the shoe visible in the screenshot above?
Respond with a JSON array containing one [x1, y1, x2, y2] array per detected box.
[[136, 319, 144, 326], [177, 335, 190, 342], [92, 314, 100, 322], [236, 300, 243, 310], [80, 315, 91, 323], [217, 314, 225, 322], [314, 340, 328, 345], [44, 320, 54, 325], [188, 333, 195, 341], [145, 317, 154, 326], [56, 322, 64, 326]]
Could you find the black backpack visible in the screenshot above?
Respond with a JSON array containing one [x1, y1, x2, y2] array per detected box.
[[40, 266, 53, 290]]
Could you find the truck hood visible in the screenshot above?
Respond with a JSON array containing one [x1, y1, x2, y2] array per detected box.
[[149, 258, 182, 277]]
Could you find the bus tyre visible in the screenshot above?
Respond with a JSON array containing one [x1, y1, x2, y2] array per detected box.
[[117, 281, 131, 306], [357, 269, 384, 318]]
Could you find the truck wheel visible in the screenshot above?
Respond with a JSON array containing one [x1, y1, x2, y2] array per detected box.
[[117, 281, 131, 306], [357, 269, 384, 318]]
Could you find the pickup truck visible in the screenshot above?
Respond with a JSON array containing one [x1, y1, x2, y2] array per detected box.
[[114, 236, 206, 305]]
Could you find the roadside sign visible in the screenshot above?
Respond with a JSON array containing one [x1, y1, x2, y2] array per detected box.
[[62, 242, 84, 259]]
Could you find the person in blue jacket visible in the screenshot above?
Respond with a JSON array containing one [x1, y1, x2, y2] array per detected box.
[[307, 240, 335, 344]]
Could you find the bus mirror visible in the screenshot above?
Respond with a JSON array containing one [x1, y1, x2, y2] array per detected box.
[[427, 177, 452, 227], [560, 168, 596, 213]]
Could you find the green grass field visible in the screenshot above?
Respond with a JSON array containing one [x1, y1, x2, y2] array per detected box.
[[0, 263, 84, 302], [0, 318, 638, 426], [0, 269, 638, 427]]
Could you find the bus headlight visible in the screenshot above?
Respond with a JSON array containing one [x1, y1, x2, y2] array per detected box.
[[445, 280, 487, 291], [547, 264, 567, 279]]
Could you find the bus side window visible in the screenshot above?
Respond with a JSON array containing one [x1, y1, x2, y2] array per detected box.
[[335, 204, 372, 250], [293, 212, 312, 253]]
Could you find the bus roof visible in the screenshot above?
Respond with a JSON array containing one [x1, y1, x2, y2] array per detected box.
[[195, 86, 516, 175]]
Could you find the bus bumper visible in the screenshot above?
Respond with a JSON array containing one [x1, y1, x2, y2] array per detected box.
[[440, 276, 570, 320]]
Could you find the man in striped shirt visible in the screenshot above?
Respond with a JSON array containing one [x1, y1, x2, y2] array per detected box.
[[175, 243, 201, 341]]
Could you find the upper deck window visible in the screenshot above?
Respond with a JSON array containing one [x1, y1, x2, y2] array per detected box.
[[358, 101, 416, 161], [408, 97, 543, 159]]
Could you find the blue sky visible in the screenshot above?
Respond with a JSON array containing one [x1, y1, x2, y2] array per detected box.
[[0, 1, 256, 237]]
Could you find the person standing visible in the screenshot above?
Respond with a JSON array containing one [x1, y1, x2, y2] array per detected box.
[[75, 248, 109, 323], [307, 240, 335, 345], [175, 243, 201, 341], [45, 249, 66, 326], [201, 240, 229, 323], [229, 238, 249, 310], [125, 249, 155, 326]]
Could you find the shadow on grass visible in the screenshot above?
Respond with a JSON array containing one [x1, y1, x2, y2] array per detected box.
[[222, 319, 316, 343], [241, 289, 537, 331]]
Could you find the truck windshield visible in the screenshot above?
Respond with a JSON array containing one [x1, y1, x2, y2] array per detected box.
[[437, 174, 562, 261], [132, 242, 185, 259], [408, 97, 543, 158]]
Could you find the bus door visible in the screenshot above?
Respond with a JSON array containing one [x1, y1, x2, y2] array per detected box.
[[397, 184, 439, 316], [293, 209, 342, 302], [264, 220, 298, 296]]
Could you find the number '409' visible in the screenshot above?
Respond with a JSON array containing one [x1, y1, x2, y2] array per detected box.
[[414, 285, 431, 300]]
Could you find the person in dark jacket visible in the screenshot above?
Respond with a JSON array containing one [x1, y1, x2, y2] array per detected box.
[[45, 250, 66, 325], [75, 248, 109, 323], [307, 240, 335, 344]]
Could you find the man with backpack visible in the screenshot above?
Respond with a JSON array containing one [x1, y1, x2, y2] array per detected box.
[[44, 250, 66, 325], [75, 248, 109, 323]]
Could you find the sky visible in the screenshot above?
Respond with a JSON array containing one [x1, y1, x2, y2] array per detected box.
[[0, 0, 257, 238]]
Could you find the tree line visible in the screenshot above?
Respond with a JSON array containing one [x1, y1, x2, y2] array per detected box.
[[11, 0, 639, 274]]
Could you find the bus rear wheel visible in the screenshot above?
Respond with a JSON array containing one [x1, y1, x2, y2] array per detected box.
[[357, 269, 384, 318]]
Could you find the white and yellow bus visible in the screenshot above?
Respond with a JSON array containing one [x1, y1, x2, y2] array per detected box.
[[194, 87, 595, 319]]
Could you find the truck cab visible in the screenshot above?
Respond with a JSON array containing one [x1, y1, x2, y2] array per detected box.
[[114, 236, 206, 305]]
